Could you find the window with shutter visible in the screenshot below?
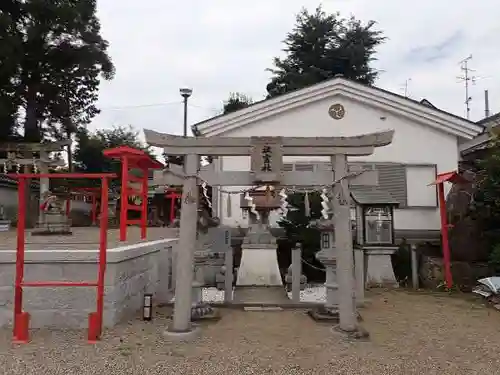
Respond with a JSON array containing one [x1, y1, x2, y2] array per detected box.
[[354, 162, 407, 207]]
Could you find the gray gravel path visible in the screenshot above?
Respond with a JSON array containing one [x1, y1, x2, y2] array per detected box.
[[1, 290, 500, 374]]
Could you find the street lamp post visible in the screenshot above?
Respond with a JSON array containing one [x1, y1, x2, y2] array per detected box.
[[179, 88, 193, 137]]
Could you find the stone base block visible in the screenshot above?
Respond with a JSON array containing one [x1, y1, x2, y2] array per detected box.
[[332, 325, 370, 341], [364, 246, 399, 288], [191, 303, 221, 322], [236, 247, 282, 286], [308, 306, 363, 323], [163, 325, 201, 342]]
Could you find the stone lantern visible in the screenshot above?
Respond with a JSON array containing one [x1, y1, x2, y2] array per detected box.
[[351, 188, 400, 288], [191, 210, 221, 321]]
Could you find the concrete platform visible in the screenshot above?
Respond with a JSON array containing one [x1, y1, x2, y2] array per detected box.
[[0, 226, 179, 329], [0, 226, 179, 251]]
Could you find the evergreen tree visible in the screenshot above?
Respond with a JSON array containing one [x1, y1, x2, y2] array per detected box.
[[0, 0, 114, 142], [266, 6, 385, 98], [223, 92, 253, 114]]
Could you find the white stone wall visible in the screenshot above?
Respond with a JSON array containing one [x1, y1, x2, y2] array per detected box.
[[0, 238, 177, 329]]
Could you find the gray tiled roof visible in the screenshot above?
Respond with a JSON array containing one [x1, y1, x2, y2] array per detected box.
[[0, 174, 40, 189], [350, 186, 400, 206]]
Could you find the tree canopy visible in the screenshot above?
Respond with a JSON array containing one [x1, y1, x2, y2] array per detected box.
[[0, 0, 114, 143], [266, 6, 385, 98], [223, 92, 253, 114], [73, 126, 153, 188]]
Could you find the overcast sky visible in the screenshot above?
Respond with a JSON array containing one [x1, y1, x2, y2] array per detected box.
[[91, 0, 500, 138]]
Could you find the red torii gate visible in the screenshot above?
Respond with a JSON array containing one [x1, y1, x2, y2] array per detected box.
[[165, 187, 181, 223], [429, 170, 468, 290], [73, 187, 101, 225], [103, 146, 163, 241]]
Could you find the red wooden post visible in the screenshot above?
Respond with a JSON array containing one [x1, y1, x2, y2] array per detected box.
[[438, 183, 453, 289], [166, 189, 180, 222], [141, 168, 148, 239], [103, 146, 163, 241], [13, 177, 29, 343], [429, 171, 469, 290], [98, 177, 108, 334], [65, 198, 71, 218], [91, 194, 97, 225], [119, 156, 129, 241]]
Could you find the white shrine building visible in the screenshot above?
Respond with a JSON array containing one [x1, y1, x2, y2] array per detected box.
[[191, 77, 483, 242]]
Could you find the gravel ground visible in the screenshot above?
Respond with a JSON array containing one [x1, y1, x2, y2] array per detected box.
[[1, 290, 500, 375]]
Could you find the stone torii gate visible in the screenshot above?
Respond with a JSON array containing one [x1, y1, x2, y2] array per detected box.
[[144, 129, 394, 339], [0, 141, 70, 226]]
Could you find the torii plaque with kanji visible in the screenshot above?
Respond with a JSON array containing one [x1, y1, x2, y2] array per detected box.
[[250, 137, 283, 183]]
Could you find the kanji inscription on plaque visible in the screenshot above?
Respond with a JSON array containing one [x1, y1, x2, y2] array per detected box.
[[250, 137, 283, 183]]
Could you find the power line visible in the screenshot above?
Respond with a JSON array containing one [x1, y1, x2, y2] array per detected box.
[[99, 101, 182, 111], [188, 102, 221, 112]]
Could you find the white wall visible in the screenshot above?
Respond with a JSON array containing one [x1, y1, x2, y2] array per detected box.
[[215, 95, 460, 231]]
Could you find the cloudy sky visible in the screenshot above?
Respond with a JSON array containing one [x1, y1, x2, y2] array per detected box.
[[91, 0, 500, 137]]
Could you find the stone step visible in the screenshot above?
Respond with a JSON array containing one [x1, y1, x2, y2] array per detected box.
[[233, 286, 290, 305]]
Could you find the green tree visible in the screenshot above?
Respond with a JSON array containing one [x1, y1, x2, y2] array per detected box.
[[266, 6, 385, 98], [73, 126, 154, 189], [471, 138, 500, 252], [278, 191, 323, 260], [0, 0, 114, 143], [223, 92, 253, 114]]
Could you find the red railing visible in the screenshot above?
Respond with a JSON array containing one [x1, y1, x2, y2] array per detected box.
[[8, 173, 115, 343]]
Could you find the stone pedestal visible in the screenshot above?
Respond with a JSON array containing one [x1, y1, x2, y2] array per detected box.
[[354, 248, 366, 305], [308, 248, 340, 322], [237, 244, 282, 286], [364, 246, 398, 288], [33, 212, 72, 236], [236, 221, 282, 287], [190, 235, 220, 322]]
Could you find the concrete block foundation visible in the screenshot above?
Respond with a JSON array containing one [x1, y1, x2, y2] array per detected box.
[[0, 238, 177, 329]]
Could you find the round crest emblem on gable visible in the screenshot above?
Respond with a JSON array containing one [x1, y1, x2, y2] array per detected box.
[[328, 103, 345, 120]]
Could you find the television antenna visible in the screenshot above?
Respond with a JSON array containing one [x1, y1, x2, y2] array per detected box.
[[401, 78, 412, 98], [456, 55, 490, 120], [457, 55, 476, 120]]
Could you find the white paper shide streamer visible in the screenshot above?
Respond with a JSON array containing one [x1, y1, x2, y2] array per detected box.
[[320, 188, 330, 220], [201, 181, 212, 209], [279, 188, 288, 217], [244, 191, 260, 221], [304, 191, 311, 217]]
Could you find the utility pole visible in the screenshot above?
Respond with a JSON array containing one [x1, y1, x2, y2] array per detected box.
[[179, 88, 193, 137], [457, 55, 476, 120]]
